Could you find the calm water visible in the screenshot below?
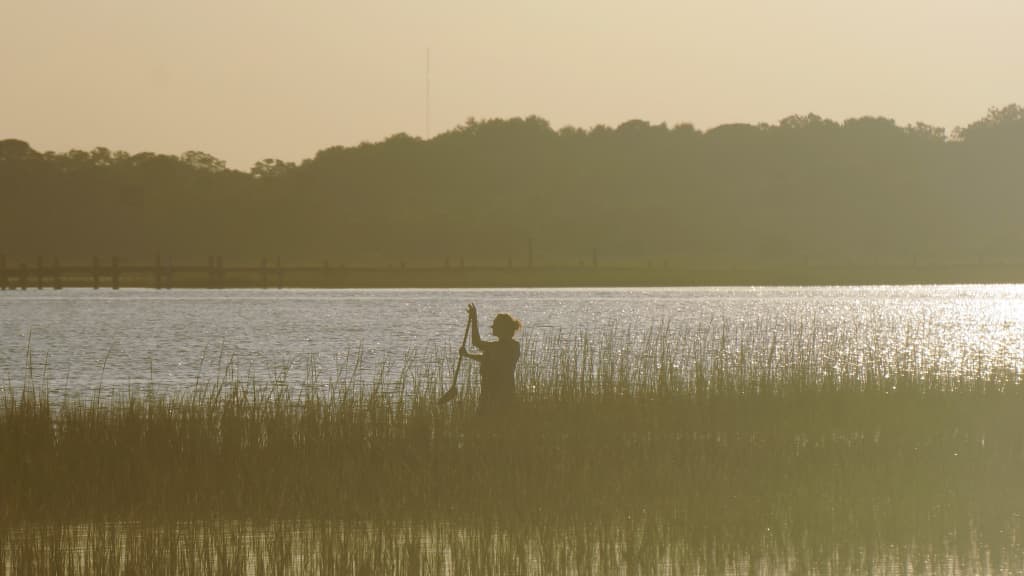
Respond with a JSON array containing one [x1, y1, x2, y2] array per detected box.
[[2, 286, 1024, 400]]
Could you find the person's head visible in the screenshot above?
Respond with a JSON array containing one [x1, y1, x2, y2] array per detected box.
[[491, 313, 522, 339]]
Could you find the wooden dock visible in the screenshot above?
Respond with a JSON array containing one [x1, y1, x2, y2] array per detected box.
[[0, 256, 350, 290], [4, 255, 1024, 290]]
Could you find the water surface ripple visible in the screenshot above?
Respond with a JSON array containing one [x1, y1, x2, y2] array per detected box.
[[2, 286, 1023, 400]]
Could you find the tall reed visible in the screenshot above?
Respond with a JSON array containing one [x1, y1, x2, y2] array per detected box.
[[2, 323, 1024, 573]]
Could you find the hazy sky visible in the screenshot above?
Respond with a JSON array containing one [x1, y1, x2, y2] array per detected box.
[[3, 1, 1022, 169]]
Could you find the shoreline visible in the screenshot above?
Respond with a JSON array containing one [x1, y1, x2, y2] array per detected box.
[[4, 262, 1024, 289]]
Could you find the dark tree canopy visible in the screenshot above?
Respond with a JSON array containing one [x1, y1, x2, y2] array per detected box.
[[2, 106, 1023, 272]]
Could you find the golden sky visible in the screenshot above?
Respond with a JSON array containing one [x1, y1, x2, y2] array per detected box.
[[3, 0, 1022, 169]]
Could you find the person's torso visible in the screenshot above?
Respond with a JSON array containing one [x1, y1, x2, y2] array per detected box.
[[480, 340, 519, 392]]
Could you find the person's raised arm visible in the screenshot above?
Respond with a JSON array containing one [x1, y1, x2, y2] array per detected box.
[[468, 303, 485, 348]]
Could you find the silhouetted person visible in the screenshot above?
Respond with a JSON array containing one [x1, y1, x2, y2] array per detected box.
[[459, 303, 521, 414]]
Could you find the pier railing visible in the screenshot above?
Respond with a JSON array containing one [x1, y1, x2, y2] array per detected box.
[[3, 255, 1024, 289], [0, 255, 349, 290]]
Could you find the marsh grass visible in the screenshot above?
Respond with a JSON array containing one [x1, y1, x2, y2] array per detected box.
[[2, 324, 1024, 574], [2, 517, 1022, 575]]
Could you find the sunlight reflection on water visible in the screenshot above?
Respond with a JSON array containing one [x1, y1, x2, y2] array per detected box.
[[2, 285, 1023, 400]]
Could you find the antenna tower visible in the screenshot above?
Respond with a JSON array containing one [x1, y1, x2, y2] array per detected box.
[[426, 48, 432, 139]]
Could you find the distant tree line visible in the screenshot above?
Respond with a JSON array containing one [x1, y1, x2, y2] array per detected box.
[[2, 105, 1024, 269]]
